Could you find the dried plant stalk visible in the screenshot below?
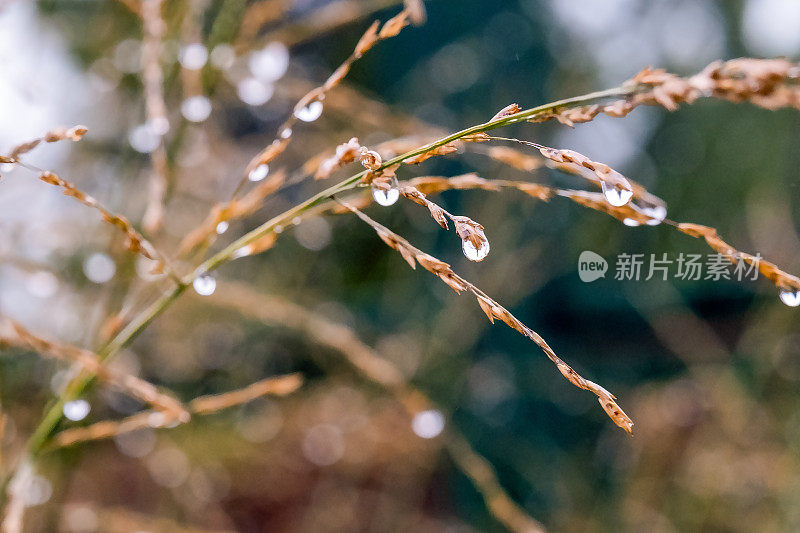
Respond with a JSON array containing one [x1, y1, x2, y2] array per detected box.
[[236, 9, 414, 194], [446, 433, 545, 533], [178, 7, 415, 254], [391, 175, 800, 294], [177, 170, 286, 255], [140, 0, 170, 234], [34, 169, 180, 282], [676, 223, 800, 291], [50, 373, 303, 448], [1, 320, 188, 421], [339, 201, 633, 433], [5, 125, 87, 160]]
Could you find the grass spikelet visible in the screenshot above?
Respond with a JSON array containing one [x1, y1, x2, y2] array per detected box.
[[50, 373, 303, 449], [676, 223, 800, 292], [32, 169, 179, 282], [238, 8, 416, 196], [7, 125, 87, 160], [139, 0, 169, 235], [339, 200, 634, 434]]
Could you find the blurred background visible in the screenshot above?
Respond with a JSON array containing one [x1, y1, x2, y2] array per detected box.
[[1, 0, 800, 531]]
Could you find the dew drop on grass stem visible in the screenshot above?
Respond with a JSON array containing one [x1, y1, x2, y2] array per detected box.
[[371, 182, 399, 206], [641, 205, 667, 226], [63, 399, 91, 421], [193, 274, 216, 296], [294, 101, 323, 122], [780, 289, 800, 307], [601, 180, 633, 207], [248, 164, 269, 182], [462, 238, 490, 261]]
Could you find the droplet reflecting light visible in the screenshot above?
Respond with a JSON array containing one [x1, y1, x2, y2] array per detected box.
[[780, 289, 800, 307], [215, 221, 229, 235], [193, 275, 216, 296], [462, 239, 490, 262], [371, 183, 399, 206], [601, 180, 634, 207], [294, 101, 323, 122], [248, 164, 269, 182], [63, 399, 91, 421], [641, 205, 667, 226]]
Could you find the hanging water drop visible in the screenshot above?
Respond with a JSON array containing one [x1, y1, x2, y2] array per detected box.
[[641, 205, 667, 226], [623, 218, 640, 227], [780, 289, 800, 307], [193, 274, 216, 296], [601, 180, 633, 207], [280, 128, 292, 139], [215, 221, 229, 235], [462, 238, 490, 261], [294, 101, 323, 122], [63, 399, 91, 421], [372, 182, 399, 206], [248, 164, 269, 182]]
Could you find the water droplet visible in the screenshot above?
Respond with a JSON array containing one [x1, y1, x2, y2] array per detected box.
[[215, 221, 229, 235], [291, 216, 302, 226], [641, 205, 667, 226], [294, 100, 323, 122], [280, 128, 292, 139], [63, 399, 91, 421], [412, 409, 445, 439], [193, 274, 216, 296], [237, 78, 274, 106], [232, 245, 252, 259], [274, 224, 284, 234], [248, 42, 289, 82], [179, 43, 208, 70], [248, 164, 269, 182], [601, 180, 633, 207], [372, 183, 399, 206], [181, 95, 212, 122], [462, 238, 490, 262], [83, 252, 116, 283], [0, 162, 15, 173], [780, 289, 800, 307], [623, 218, 640, 227]]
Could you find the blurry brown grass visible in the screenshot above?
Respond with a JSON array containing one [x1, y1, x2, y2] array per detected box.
[[2, 1, 800, 531]]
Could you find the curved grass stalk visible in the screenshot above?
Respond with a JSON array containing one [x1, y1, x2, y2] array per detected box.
[[15, 85, 638, 478]]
